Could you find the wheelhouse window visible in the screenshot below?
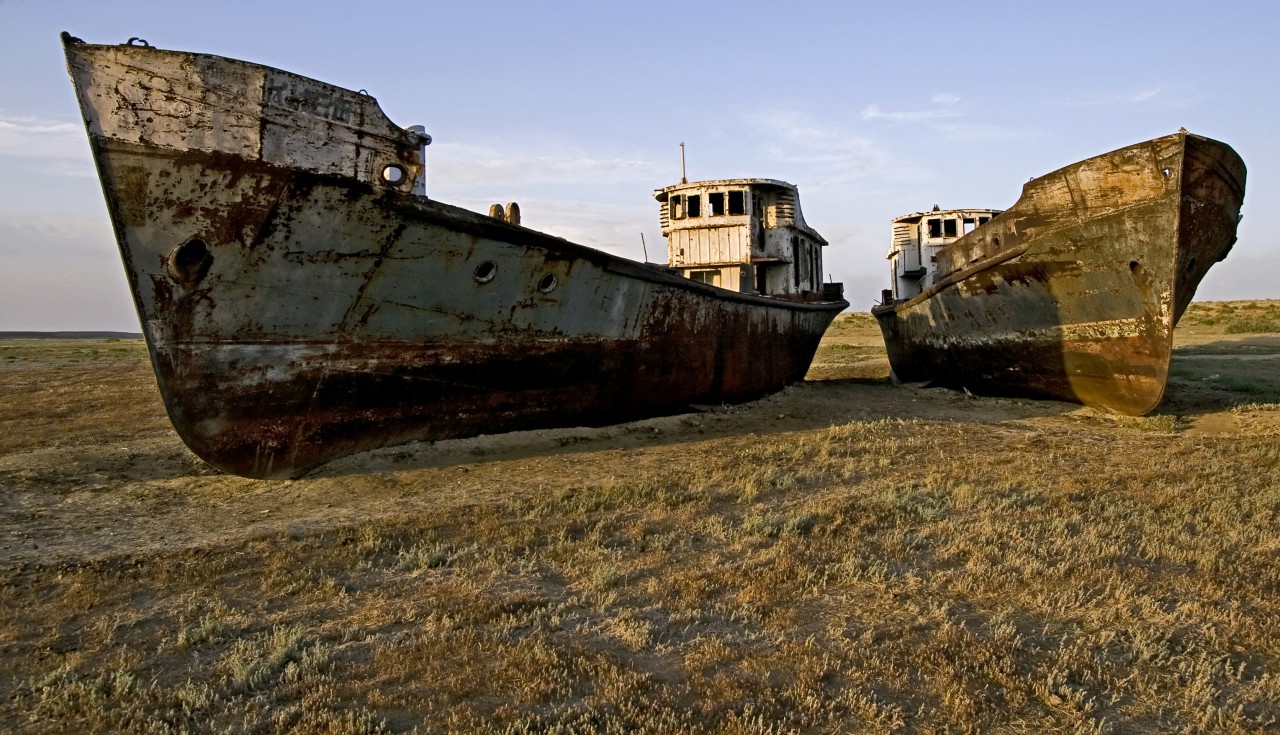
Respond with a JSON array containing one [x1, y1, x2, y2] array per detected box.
[[686, 194, 701, 218], [671, 195, 685, 220], [708, 192, 725, 216], [728, 190, 746, 215], [927, 218, 941, 238], [690, 269, 720, 286], [943, 219, 957, 237]]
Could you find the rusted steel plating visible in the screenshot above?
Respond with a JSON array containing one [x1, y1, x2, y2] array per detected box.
[[872, 131, 1245, 415], [62, 33, 848, 479]]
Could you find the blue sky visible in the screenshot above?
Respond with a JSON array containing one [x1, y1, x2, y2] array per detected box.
[[2, 0, 1277, 330]]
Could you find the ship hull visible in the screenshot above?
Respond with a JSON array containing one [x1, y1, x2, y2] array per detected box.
[[873, 133, 1245, 415], [64, 37, 845, 478]]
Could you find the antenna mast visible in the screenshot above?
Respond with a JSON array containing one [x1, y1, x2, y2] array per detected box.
[[679, 142, 687, 184]]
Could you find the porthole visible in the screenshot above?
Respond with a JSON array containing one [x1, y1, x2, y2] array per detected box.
[[473, 261, 497, 283], [537, 273, 558, 293], [381, 164, 407, 185], [167, 238, 212, 283]]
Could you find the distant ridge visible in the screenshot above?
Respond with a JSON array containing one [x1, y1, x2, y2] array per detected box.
[[0, 331, 143, 340]]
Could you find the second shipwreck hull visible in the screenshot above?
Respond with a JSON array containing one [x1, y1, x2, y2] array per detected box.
[[873, 132, 1245, 415], [64, 35, 846, 479]]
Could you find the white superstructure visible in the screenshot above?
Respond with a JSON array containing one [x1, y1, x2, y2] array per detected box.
[[886, 206, 1001, 301], [655, 179, 828, 297]]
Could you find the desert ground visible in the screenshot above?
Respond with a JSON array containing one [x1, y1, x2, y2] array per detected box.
[[1, 301, 1278, 733]]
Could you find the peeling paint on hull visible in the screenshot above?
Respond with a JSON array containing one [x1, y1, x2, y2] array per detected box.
[[872, 132, 1245, 416], [63, 35, 847, 478]]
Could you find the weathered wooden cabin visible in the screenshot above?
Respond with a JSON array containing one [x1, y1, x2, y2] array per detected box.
[[655, 179, 829, 298], [886, 206, 1001, 301]]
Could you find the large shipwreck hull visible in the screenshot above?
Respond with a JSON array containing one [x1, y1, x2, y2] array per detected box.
[[873, 132, 1245, 415], [63, 35, 846, 479]]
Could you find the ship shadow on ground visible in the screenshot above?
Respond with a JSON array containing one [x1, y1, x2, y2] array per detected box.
[[308, 376, 1081, 479], [1156, 336, 1280, 416], [38, 343, 1266, 483], [306, 336, 1278, 479]]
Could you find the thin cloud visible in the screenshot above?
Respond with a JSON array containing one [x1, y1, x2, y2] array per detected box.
[[503, 197, 653, 254], [858, 97, 1036, 143], [743, 110, 858, 148], [861, 99, 962, 123], [1057, 88, 1164, 106], [427, 141, 659, 190], [0, 214, 115, 257], [0, 114, 89, 160], [0, 118, 79, 135], [6, 157, 100, 179], [745, 111, 880, 164], [932, 122, 1045, 142], [743, 110, 929, 184]]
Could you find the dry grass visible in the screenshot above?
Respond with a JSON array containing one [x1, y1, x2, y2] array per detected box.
[[1179, 300, 1280, 335], [2, 302, 1279, 733]]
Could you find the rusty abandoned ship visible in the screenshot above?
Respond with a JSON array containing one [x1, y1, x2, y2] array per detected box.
[[873, 131, 1246, 415], [63, 34, 847, 479]]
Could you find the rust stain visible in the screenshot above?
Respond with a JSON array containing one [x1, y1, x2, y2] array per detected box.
[[62, 33, 847, 479], [873, 131, 1246, 416]]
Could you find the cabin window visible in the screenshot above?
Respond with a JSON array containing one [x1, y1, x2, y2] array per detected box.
[[708, 192, 725, 216], [978, 217, 990, 225], [728, 190, 746, 215], [927, 218, 941, 238], [671, 195, 685, 220], [687, 194, 701, 218], [963, 218, 976, 235], [943, 219, 958, 237], [690, 269, 720, 286]]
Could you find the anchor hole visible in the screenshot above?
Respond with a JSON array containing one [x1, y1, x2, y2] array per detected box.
[[537, 273, 558, 293], [168, 239, 212, 283]]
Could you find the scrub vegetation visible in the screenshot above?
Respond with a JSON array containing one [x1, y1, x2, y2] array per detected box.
[[1178, 299, 1280, 335], [1, 301, 1278, 733]]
